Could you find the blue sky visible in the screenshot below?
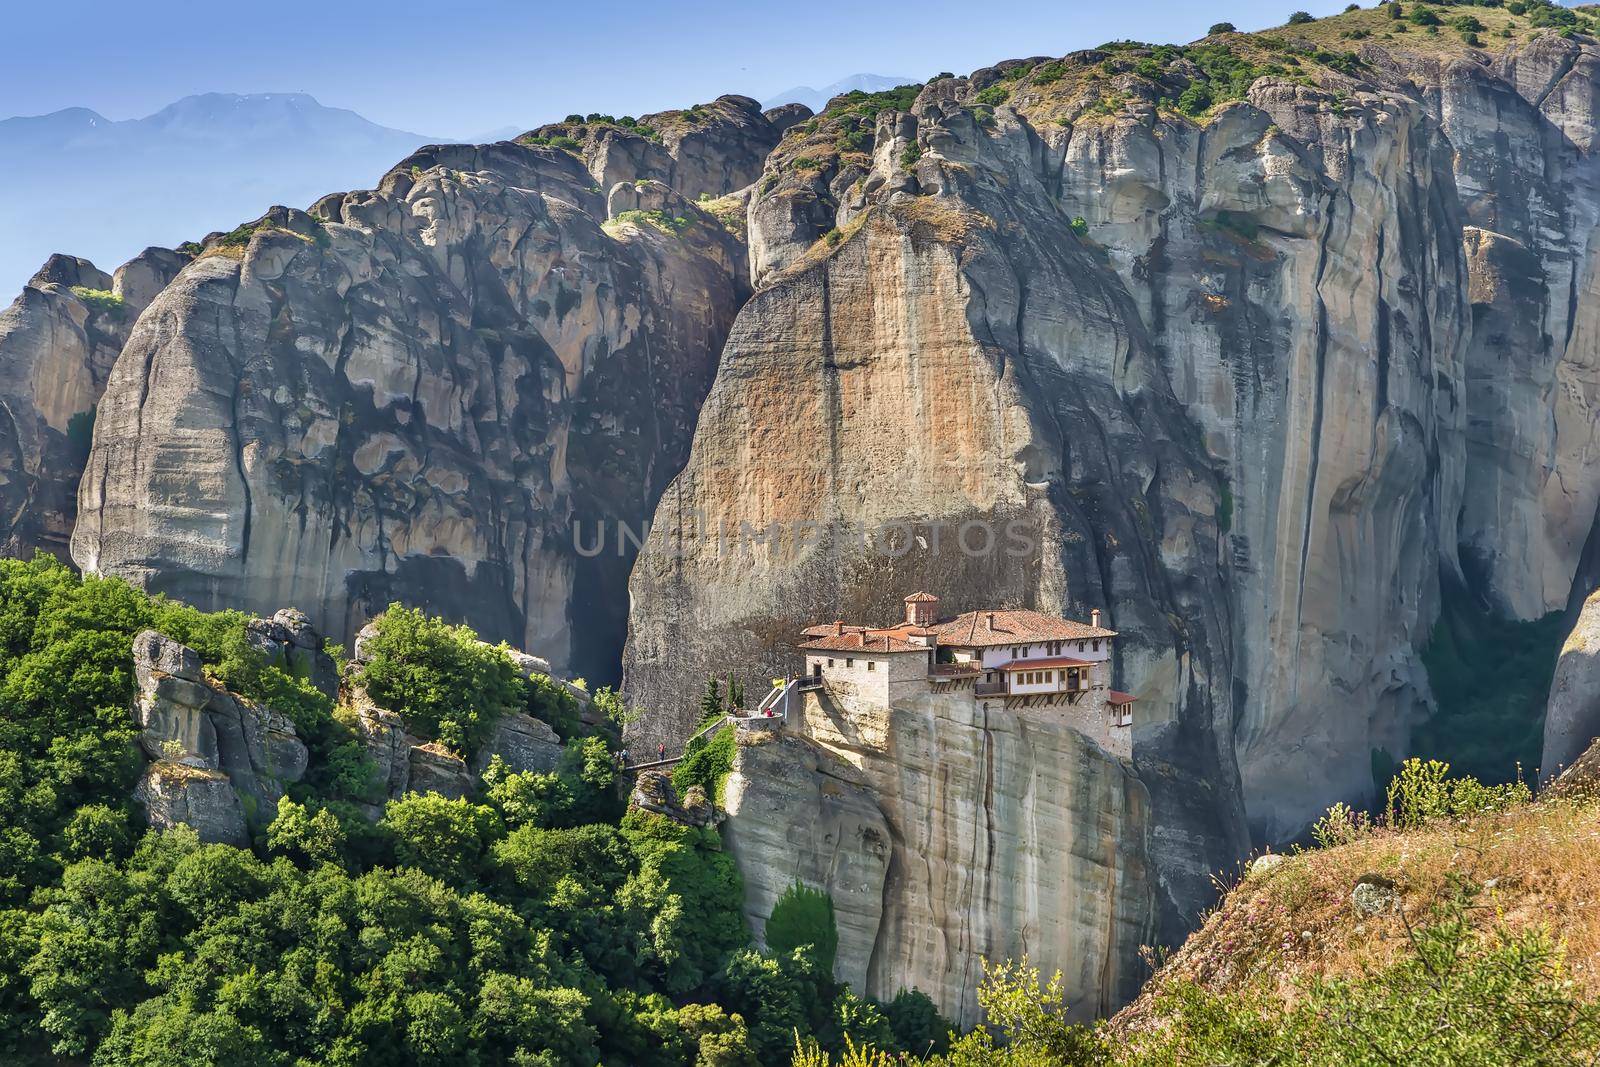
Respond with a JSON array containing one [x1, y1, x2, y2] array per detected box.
[[7, 0, 1356, 135]]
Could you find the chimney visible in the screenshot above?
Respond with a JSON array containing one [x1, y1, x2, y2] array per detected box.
[[834, 620, 845, 636], [986, 611, 995, 629], [1091, 608, 1102, 629]]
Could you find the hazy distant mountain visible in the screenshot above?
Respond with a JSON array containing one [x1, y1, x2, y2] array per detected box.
[[0, 93, 439, 295], [761, 74, 916, 114]]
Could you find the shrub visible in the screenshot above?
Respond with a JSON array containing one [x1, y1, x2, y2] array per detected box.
[[974, 83, 1011, 108], [900, 142, 922, 171], [1209, 21, 1238, 33], [1409, 5, 1441, 24], [357, 604, 524, 758], [1384, 757, 1531, 828], [672, 723, 736, 803], [69, 286, 125, 316], [1288, 10, 1316, 23], [1070, 216, 1090, 237], [766, 882, 839, 975]]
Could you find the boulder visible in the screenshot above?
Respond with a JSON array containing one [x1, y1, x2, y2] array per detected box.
[[629, 770, 722, 828], [1541, 588, 1600, 783], [1350, 874, 1399, 917], [129, 627, 308, 830], [351, 697, 411, 799], [471, 711, 563, 776], [407, 743, 474, 800], [246, 607, 339, 699], [134, 761, 248, 846]]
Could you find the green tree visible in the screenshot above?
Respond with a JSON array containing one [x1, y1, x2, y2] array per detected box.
[[379, 794, 501, 886], [766, 882, 839, 976], [357, 605, 524, 757]]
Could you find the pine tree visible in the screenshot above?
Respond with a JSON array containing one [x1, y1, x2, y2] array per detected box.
[[699, 675, 724, 724]]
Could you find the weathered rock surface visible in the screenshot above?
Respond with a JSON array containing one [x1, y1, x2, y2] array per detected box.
[[630, 769, 723, 828], [73, 129, 752, 683], [533, 95, 786, 202], [247, 607, 339, 700], [470, 711, 563, 776], [1541, 588, 1600, 782], [0, 249, 186, 559], [130, 626, 309, 836], [135, 762, 248, 847], [721, 732, 889, 993], [721, 687, 1152, 1026], [629, 32, 1600, 875]]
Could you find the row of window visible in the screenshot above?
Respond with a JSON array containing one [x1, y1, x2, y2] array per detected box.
[[1008, 639, 1100, 659], [824, 657, 876, 672]]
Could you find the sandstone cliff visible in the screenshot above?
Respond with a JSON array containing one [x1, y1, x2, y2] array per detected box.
[[0, 248, 187, 559], [625, 16, 1600, 945], [1541, 587, 1600, 782], [70, 130, 754, 683], [722, 688, 1153, 1027]]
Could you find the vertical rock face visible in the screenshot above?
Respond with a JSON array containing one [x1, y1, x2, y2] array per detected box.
[[721, 687, 1153, 1027], [1541, 588, 1600, 782], [1056, 79, 1469, 842], [72, 134, 752, 680], [0, 249, 187, 559], [629, 32, 1600, 951]]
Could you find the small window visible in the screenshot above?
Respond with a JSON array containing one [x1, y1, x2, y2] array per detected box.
[[828, 658, 835, 667], [846, 658, 854, 668], [1093, 639, 1101, 652], [867, 660, 876, 671]]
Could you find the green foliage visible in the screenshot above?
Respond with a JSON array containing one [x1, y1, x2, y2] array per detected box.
[[885, 989, 951, 1056], [1409, 4, 1442, 23], [1069, 216, 1090, 237], [1384, 757, 1531, 829], [0, 560, 964, 1065], [1417, 582, 1564, 783], [899, 142, 922, 171], [974, 83, 1011, 108], [1209, 21, 1238, 33], [1126, 883, 1600, 1065], [69, 286, 125, 315], [357, 605, 524, 758], [672, 724, 736, 804], [612, 209, 695, 237], [1288, 10, 1316, 23], [766, 883, 839, 976]]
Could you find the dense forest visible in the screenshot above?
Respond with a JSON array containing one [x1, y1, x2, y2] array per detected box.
[[0, 555, 946, 1065]]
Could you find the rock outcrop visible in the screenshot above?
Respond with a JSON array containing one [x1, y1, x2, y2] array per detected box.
[[0, 248, 186, 559], [628, 30, 1600, 895], [531, 95, 790, 202], [72, 127, 753, 683], [1541, 588, 1600, 782], [130, 627, 309, 840], [721, 687, 1152, 1026]]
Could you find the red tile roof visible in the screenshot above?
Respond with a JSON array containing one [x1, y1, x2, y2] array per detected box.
[[798, 629, 931, 653], [996, 656, 1096, 672], [929, 609, 1116, 647], [904, 591, 939, 603], [1108, 691, 1136, 706]]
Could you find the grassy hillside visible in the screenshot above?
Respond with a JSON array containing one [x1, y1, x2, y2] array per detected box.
[[791, 756, 1600, 1064]]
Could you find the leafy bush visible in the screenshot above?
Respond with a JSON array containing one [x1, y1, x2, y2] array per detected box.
[[672, 723, 736, 803], [357, 604, 524, 758], [766, 882, 840, 974], [1209, 21, 1237, 33], [69, 286, 125, 315], [1384, 757, 1530, 828], [900, 142, 923, 171], [974, 83, 1011, 108], [1288, 10, 1316, 22], [1070, 216, 1090, 237]]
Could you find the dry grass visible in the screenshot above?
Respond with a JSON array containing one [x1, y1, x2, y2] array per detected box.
[[1118, 790, 1600, 1031]]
